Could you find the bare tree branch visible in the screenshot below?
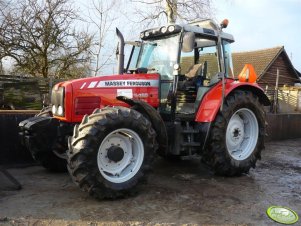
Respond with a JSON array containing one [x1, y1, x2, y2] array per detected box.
[[129, 0, 213, 25], [0, 0, 93, 78], [86, 0, 118, 76]]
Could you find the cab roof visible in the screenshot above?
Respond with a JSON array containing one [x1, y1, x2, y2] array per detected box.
[[140, 19, 234, 43]]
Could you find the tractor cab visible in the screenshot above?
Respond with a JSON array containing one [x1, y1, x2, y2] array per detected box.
[[123, 19, 235, 118]]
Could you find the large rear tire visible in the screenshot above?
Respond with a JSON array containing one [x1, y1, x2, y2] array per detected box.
[[67, 107, 157, 199], [203, 90, 266, 176]]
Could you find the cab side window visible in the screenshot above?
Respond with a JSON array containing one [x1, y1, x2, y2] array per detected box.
[[180, 50, 195, 75]]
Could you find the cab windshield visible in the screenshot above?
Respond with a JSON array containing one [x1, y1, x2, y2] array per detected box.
[[136, 34, 180, 80]]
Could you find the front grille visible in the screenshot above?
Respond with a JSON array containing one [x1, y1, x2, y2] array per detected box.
[[75, 96, 100, 115]]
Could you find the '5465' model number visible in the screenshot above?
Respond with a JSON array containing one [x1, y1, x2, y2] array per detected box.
[[134, 93, 149, 98]]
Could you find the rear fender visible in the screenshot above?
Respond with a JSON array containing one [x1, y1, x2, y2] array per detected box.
[[116, 96, 168, 155], [195, 80, 270, 123]]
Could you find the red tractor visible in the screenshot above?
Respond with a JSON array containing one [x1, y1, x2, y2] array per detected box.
[[19, 19, 270, 199]]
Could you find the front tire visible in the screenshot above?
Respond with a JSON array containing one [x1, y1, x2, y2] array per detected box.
[[203, 90, 266, 176], [24, 108, 68, 172], [67, 107, 157, 199]]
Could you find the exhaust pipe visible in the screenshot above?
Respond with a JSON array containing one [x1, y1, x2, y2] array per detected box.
[[116, 28, 125, 75]]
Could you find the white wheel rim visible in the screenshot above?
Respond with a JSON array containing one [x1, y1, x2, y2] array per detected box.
[[226, 108, 259, 161], [97, 128, 144, 183]]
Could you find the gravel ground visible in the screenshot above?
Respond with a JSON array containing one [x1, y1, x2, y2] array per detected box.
[[0, 139, 300, 225]]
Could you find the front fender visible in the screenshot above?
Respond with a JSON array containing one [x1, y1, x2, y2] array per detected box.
[[19, 116, 60, 148], [116, 96, 168, 156], [195, 80, 270, 123]]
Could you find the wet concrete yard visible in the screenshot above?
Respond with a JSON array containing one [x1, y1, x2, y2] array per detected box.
[[0, 139, 300, 225]]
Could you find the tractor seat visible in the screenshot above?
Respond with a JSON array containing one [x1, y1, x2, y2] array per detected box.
[[185, 63, 202, 79], [176, 64, 203, 113], [177, 63, 203, 91]]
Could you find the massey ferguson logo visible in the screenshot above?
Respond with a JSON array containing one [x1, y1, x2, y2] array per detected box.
[[80, 80, 158, 89], [104, 81, 151, 87]]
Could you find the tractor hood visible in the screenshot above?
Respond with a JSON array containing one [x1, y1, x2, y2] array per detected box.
[[51, 73, 160, 122]]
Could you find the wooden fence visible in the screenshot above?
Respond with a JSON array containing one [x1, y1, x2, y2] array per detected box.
[[0, 75, 65, 110]]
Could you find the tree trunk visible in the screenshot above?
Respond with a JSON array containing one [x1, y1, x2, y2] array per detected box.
[[0, 59, 4, 74], [42, 53, 48, 78], [166, 0, 177, 24]]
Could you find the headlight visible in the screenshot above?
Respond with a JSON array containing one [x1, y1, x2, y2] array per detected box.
[[140, 32, 144, 39], [145, 31, 150, 37], [57, 105, 63, 115], [168, 25, 175, 32], [52, 105, 56, 114], [51, 86, 65, 116], [160, 26, 167, 33]]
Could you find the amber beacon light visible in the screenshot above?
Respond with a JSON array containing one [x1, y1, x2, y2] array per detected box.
[[221, 19, 229, 29]]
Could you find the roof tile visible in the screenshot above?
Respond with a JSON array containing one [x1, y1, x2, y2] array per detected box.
[[232, 46, 283, 77]]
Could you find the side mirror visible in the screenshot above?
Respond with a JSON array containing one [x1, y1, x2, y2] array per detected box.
[[182, 32, 195, 52]]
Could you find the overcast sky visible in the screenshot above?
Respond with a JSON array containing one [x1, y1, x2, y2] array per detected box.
[[214, 0, 301, 71], [102, 0, 301, 74]]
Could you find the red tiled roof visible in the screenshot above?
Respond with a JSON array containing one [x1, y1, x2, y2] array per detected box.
[[181, 46, 299, 82], [232, 46, 283, 78]]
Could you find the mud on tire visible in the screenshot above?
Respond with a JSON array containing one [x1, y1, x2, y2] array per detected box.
[[67, 106, 157, 199], [203, 90, 266, 176]]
